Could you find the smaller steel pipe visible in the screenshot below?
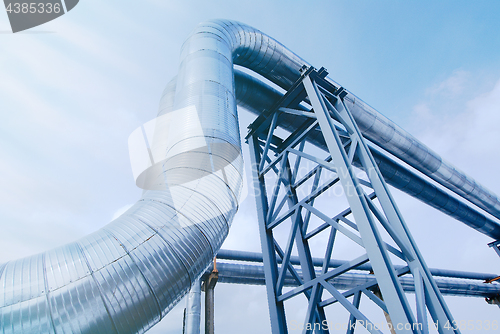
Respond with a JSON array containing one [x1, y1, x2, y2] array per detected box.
[[206, 262, 500, 298], [185, 279, 202, 334], [216, 249, 498, 281]]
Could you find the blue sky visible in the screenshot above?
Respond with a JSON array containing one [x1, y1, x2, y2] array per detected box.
[[1, 1, 500, 333]]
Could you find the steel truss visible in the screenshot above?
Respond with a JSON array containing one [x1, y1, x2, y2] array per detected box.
[[247, 67, 461, 334], [489, 240, 500, 258]]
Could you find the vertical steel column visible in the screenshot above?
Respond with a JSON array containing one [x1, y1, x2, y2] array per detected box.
[[249, 134, 289, 334], [204, 268, 218, 334]]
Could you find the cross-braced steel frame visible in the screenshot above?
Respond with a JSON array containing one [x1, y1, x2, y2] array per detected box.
[[246, 67, 461, 334], [489, 240, 500, 258]]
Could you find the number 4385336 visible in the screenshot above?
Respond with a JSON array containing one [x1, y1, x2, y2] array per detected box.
[[6, 3, 61, 14], [443, 320, 498, 331]]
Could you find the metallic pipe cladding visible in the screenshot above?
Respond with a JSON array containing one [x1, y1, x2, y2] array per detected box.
[[0, 19, 248, 334], [184, 279, 201, 334], [0, 19, 499, 334], [216, 249, 499, 281], [343, 94, 500, 222], [234, 70, 500, 240], [211, 263, 500, 298]]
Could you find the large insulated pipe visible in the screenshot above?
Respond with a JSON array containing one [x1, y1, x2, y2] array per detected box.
[[0, 20, 247, 334], [0, 19, 498, 334], [234, 70, 500, 239], [223, 22, 500, 222]]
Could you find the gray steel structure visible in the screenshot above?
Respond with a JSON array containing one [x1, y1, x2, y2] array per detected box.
[[0, 19, 498, 334], [247, 67, 466, 334]]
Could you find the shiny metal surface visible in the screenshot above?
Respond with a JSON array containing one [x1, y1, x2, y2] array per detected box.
[[216, 249, 499, 281], [344, 95, 500, 222], [184, 279, 201, 334], [210, 262, 500, 299], [1, 19, 499, 333], [1, 19, 245, 334]]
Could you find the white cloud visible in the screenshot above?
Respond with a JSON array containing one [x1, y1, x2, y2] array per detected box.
[[427, 69, 469, 98], [410, 75, 500, 189]]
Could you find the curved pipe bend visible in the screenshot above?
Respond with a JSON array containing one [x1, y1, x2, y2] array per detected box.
[[1, 19, 499, 334]]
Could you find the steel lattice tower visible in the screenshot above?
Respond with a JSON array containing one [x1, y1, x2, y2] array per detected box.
[[247, 67, 461, 334]]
